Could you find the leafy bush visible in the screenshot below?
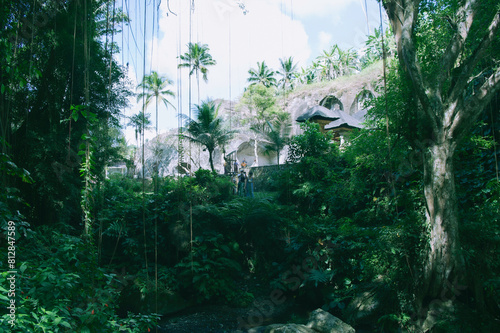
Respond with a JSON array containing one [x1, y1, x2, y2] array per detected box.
[[175, 232, 246, 305], [0, 227, 160, 332]]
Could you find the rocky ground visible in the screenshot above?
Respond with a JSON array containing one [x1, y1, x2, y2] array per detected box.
[[159, 304, 253, 333], [158, 304, 358, 333], [158, 279, 309, 333], [154, 273, 373, 332]]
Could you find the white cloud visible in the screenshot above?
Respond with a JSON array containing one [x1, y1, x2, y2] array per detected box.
[[269, 0, 356, 18], [318, 31, 333, 52], [119, 0, 379, 140], [143, 0, 311, 133]]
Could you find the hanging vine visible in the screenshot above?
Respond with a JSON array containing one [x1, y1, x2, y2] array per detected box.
[[66, 105, 98, 236]]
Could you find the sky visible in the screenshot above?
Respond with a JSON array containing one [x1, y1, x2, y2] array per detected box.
[[117, 0, 386, 143]]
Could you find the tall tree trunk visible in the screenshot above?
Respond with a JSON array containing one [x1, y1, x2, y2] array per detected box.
[[418, 138, 467, 330], [253, 133, 259, 166], [196, 71, 200, 105], [155, 98, 159, 191], [209, 149, 214, 173], [422, 139, 464, 301], [382, 0, 500, 327]]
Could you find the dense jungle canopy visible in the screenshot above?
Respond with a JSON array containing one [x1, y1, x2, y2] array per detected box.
[[1, 0, 499, 332]]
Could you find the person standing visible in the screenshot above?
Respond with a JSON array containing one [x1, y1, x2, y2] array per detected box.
[[233, 160, 239, 174], [238, 170, 246, 196], [232, 175, 238, 195], [246, 170, 254, 198]]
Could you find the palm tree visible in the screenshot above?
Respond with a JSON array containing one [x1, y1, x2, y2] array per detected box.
[[247, 61, 277, 88], [127, 112, 151, 177], [137, 71, 175, 136], [178, 42, 217, 104], [251, 112, 291, 165], [337, 47, 359, 76], [277, 56, 298, 91], [181, 100, 236, 173], [361, 27, 396, 68], [297, 64, 318, 85], [127, 112, 152, 148], [316, 45, 339, 80]]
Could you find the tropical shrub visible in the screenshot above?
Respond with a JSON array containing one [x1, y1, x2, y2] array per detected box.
[[0, 227, 160, 332]]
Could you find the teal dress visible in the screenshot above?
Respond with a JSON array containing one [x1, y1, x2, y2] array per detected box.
[[246, 176, 254, 197], [238, 174, 246, 196]]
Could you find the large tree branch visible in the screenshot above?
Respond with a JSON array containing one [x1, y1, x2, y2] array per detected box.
[[449, 67, 500, 140], [383, 0, 440, 134], [437, 0, 478, 91], [448, 7, 500, 103]]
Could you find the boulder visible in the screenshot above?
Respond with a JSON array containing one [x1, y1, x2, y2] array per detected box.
[[306, 308, 355, 333], [248, 309, 355, 333], [248, 324, 316, 333]]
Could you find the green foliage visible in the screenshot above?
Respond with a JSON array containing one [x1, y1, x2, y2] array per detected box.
[[211, 197, 289, 267], [314, 44, 359, 81], [181, 100, 236, 172], [0, 151, 33, 185], [127, 113, 152, 145], [94, 172, 236, 272], [0, 227, 159, 332], [455, 120, 500, 316], [277, 57, 298, 91], [175, 232, 244, 304], [238, 83, 280, 122], [1, 0, 132, 228], [267, 111, 433, 328], [247, 61, 277, 88], [252, 113, 292, 165], [361, 27, 396, 69], [193, 169, 234, 202], [137, 71, 175, 115], [278, 122, 349, 216], [1, 2, 499, 331], [73, 104, 100, 236], [362, 59, 423, 145], [0, 149, 33, 230], [178, 42, 217, 82], [287, 122, 335, 162]]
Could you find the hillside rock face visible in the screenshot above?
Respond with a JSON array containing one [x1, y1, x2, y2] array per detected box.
[[135, 63, 383, 176], [219, 62, 382, 171], [284, 67, 382, 137]]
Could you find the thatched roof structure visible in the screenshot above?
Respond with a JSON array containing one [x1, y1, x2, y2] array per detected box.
[[324, 109, 364, 131], [296, 105, 339, 123]]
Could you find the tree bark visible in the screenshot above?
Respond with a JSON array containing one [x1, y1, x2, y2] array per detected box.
[[196, 71, 200, 105], [253, 133, 259, 167], [209, 149, 215, 173], [422, 139, 464, 302], [382, 1, 500, 324]]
